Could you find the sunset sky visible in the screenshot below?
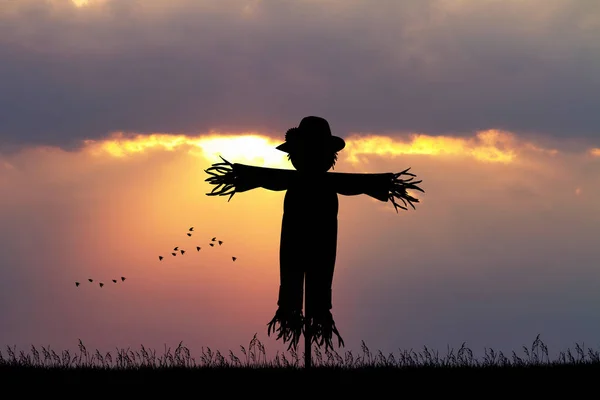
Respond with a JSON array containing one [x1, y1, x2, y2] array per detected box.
[[1, 0, 600, 360]]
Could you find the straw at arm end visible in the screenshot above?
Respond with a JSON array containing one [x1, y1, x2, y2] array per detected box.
[[329, 169, 424, 212], [204, 156, 237, 201], [388, 167, 425, 212], [205, 157, 295, 201]]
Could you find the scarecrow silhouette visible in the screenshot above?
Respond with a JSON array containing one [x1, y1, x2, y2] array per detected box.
[[205, 116, 424, 355]]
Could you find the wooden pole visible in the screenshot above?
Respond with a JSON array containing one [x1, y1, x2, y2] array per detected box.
[[304, 273, 312, 370]]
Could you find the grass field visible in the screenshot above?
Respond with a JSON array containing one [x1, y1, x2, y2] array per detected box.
[[2, 334, 599, 393]]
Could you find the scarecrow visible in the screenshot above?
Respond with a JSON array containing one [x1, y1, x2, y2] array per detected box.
[[204, 116, 424, 353]]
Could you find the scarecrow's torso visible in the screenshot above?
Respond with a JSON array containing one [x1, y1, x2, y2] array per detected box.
[[280, 173, 339, 266], [283, 173, 338, 222]]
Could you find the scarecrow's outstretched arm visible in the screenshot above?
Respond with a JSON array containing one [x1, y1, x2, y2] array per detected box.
[[330, 172, 393, 202], [205, 156, 295, 201], [329, 168, 425, 212], [232, 163, 295, 192]]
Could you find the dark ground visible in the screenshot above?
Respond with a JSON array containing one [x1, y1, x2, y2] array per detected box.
[[2, 364, 598, 395]]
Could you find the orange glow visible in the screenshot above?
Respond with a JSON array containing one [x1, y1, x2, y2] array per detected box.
[[79, 129, 566, 168], [83, 132, 293, 168], [343, 129, 520, 164], [590, 148, 600, 157], [1, 130, 591, 308], [0, 132, 288, 352], [73, 129, 560, 216], [71, 0, 108, 7], [2, 127, 600, 355], [522, 143, 559, 156]]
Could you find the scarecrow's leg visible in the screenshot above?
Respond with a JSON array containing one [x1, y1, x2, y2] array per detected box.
[[304, 270, 312, 369], [266, 223, 305, 350], [306, 220, 344, 352]]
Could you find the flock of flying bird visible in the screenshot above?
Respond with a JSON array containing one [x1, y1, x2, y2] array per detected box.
[[157, 226, 237, 262], [75, 276, 126, 288], [75, 226, 237, 288]]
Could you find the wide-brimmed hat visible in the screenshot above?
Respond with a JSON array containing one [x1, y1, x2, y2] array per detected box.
[[276, 116, 346, 153]]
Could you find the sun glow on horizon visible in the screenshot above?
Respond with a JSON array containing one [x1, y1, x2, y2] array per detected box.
[[71, 0, 108, 8], [343, 130, 524, 164], [83, 132, 293, 169], [77, 129, 566, 168]]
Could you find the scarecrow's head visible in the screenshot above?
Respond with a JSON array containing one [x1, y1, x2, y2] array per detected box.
[[276, 116, 345, 173]]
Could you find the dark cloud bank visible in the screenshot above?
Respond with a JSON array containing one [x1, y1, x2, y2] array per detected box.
[[1, 0, 599, 150]]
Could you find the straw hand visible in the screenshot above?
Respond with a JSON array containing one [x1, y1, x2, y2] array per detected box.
[[204, 156, 237, 202], [389, 167, 424, 212]]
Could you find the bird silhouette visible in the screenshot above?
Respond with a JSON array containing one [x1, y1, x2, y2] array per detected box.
[[159, 256, 163, 261], [189, 227, 194, 231], [212, 237, 216, 241], [75, 282, 80, 287], [196, 246, 201, 251], [121, 277, 126, 282], [232, 257, 237, 262], [218, 240, 223, 245], [173, 247, 179, 251], [99, 283, 104, 288], [187, 233, 192, 237], [172, 252, 177, 256], [88, 279, 93, 283], [112, 279, 117, 283], [209, 243, 214, 247], [180, 249, 185, 255]]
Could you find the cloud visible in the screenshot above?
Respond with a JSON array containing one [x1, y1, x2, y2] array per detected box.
[[1, 0, 599, 150], [1, 130, 600, 355]]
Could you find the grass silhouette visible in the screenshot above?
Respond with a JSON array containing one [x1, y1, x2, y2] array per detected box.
[[2, 334, 599, 391], [3, 333, 600, 368]]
